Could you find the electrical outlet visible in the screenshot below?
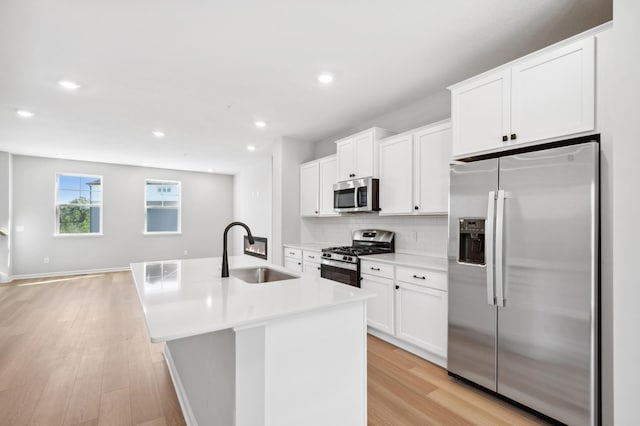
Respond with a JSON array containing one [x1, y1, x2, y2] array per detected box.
[[43, 257, 50, 264], [183, 250, 188, 256]]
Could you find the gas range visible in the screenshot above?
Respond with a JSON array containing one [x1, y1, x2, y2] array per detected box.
[[320, 230, 394, 287], [321, 246, 393, 264]]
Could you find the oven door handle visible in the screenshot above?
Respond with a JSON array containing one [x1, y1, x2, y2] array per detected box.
[[321, 259, 358, 271]]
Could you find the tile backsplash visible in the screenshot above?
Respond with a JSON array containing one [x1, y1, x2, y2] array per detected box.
[[300, 215, 448, 257]]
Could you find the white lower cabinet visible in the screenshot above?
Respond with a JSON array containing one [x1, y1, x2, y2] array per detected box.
[[283, 247, 303, 272], [394, 281, 447, 358], [302, 250, 322, 277], [361, 274, 395, 335], [362, 259, 448, 366]]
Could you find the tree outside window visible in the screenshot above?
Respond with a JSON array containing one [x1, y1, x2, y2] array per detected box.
[[56, 174, 102, 234]]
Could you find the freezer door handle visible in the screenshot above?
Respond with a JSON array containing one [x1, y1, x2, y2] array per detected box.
[[486, 191, 496, 305], [495, 189, 506, 307]]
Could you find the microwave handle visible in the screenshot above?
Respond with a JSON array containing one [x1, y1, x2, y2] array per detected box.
[[353, 186, 359, 208]]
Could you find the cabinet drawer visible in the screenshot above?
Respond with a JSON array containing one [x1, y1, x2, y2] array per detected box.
[[303, 250, 321, 263], [284, 247, 302, 260], [396, 266, 446, 291], [360, 260, 394, 279]]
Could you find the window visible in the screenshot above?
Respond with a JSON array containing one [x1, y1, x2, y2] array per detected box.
[[145, 180, 181, 233], [56, 174, 102, 235]]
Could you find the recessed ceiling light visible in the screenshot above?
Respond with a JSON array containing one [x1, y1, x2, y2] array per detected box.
[[56, 154, 65, 158], [318, 73, 334, 84], [141, 162, 149, 167], [247, 145, 256, 152], [152, 130, 165, 138], [58, 80, 81, 90], [16, 109, 35, 118], [207, 168, 213, 173], [254, 121, 266, 128]]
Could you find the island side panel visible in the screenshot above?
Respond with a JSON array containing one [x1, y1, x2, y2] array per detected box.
[[262, 301, 367, 426], [165, 329, 235, 426], [235, 323, 267, 426]]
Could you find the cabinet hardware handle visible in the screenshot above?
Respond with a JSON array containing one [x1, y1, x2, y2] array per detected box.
[[370, 267, 380, 271], [413, 275, 426, 280], [414, 205, 419, 210], [309, 256, 315, 259], [510, 133, 517, 140], [317, 267, 321, 270], [502, 135, 508, 142], [289, 252, 295, 255], [395, 285, 399, 290], [315, 211, 318, 214], [298, 262, 301, 265]]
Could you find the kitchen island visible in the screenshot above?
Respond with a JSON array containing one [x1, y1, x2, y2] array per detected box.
[[130, 255, 373, 426]]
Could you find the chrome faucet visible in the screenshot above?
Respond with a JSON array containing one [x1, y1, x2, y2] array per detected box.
[[221, 221, 255, 277]]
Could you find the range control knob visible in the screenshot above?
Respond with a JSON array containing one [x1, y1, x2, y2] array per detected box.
[[342, 256, 348, 261]]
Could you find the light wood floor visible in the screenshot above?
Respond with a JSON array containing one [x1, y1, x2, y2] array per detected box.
[[0, 272, 547, 426]]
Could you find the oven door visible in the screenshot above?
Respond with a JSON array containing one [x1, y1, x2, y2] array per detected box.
[[320, 259, 360, 287]]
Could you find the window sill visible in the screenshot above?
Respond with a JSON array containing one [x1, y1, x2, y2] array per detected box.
[[53, 233, 104, 238], [143, 232, 183, 236]]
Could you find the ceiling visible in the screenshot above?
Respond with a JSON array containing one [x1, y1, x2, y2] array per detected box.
[[0, 0, 611, 174]]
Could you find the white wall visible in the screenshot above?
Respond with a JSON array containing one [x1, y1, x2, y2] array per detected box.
[[314, 90, 451, 158], [0, 152, 12, 282], [10, 155, 233, 278], [612, 0, 640, 424], [271, 137, 315, 265], [232, 155, 273, 259], [301, 215, 448, 257], [595, 28, 615, 426]]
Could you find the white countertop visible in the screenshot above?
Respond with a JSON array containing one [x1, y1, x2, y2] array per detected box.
[[363, 253, 448, 271], [130, 255, 374, 343]]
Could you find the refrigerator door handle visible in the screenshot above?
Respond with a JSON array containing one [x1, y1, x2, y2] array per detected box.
[[486, 191, 496, 305], [495, 189, 506, 307]]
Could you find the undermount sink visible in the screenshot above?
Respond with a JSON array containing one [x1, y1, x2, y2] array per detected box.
[[230, 267, 298, 284]]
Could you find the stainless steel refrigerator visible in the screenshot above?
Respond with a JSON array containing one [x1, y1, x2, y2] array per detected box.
[[447, 140, 599, 425]]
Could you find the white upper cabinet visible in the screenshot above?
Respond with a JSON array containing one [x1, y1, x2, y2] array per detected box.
[[511, 37, 595, 144], [318, 156, 339, 216], [451, 70, 511, 157], [413, 124, 452, 214], [300, 161, 320, 217], [300, 155, 338, 217], [450, 35, 596, 158], [378, 120, 452, 216], [336, 127, 394, 181], [379, 134, 413, 215]]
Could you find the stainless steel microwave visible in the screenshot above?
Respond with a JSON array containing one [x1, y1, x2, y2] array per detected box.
[[333, 177, 379, 213]]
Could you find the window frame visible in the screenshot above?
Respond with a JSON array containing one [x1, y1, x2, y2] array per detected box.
[[54, 172, 104, 237], [144, 179, 182, 235]]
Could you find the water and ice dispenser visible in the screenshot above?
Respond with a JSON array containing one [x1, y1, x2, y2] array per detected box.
[[458, 218, 486, 265]]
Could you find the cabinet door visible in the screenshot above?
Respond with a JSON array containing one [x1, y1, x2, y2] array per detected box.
[[361, 275, 394, 334], [395, 282, 447, 357], [378, 134, 413, 215], [300, 161, 319, 217], [336, 139, 354, 181], [511, 37, 595, 144], [303, 261, 321, 277], [284, 257, 303, 272], [451, 69, 511, 157], [353, 131, 376, 178], [319, 156, 339, 216], [414, 123, 452, 214]]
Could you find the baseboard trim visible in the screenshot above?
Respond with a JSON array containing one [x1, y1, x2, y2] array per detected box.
[[164, 345, 198, 426], [367, 327, 447, 368], [9, 266, 130, 282]]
